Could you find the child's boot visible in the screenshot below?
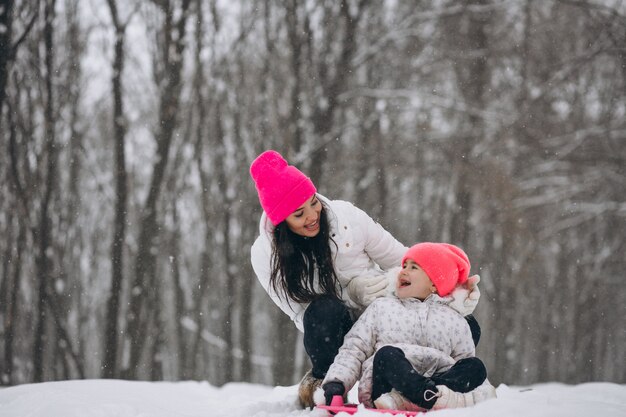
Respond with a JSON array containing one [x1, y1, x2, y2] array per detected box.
[[470, 379, 497, 403], [432, 385, 475, 409], [374, 389, 426, 412]]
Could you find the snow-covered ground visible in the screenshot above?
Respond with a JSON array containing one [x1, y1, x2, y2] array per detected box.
[[0, 379, 624, 417]]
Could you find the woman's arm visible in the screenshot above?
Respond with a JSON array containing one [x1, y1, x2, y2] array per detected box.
[[355, 205, 407, 270]]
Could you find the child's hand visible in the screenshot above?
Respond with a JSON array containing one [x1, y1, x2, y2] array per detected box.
[[322, 381, 345, 405]]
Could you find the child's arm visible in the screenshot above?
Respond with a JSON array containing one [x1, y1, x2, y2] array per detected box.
[[322, 301, 379, 394], [450, 314, 476, 361]]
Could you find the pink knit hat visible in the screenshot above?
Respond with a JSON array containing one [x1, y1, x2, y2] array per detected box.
[[250, 150, 317, 226], [401, 243, 470, 297]]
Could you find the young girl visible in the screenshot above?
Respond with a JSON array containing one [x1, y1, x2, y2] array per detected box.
[[320, 243, 496, 411], [249, 150, 482, 407]]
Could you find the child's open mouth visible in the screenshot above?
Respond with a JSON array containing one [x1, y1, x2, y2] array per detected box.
[[399, 278, 411, 287]]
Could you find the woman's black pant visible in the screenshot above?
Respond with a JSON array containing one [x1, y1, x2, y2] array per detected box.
[[302, 295, 354, 379], [371, 346, 487, 409]]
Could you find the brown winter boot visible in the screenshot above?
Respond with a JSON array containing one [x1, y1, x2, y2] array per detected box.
[[297, 369, 323, 409]]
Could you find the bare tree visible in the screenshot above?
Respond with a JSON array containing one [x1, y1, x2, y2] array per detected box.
[[297, 0, 371, 184], [122, 0, 192, 380], [187, 0, 213, 380], [1, 8, 40, 383], [0, 0, 38, 129], [0, 0, 15, 121], [31, 0, 59, 382], [102, 0, 135, 379], [0, 192, 26, 384]]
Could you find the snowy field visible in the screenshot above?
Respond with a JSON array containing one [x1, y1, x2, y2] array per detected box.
[[0, 379, 624, 417]]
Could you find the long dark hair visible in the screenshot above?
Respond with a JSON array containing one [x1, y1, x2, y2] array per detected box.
[[269, 204, 340, 304]]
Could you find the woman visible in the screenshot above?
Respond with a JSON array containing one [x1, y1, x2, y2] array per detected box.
[[249, 150, 480, 408]]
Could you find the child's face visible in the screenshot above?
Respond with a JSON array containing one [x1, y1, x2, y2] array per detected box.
[[396, 259, 437, 300]]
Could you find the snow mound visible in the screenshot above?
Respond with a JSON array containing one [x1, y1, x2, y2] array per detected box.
[[0, 379, 624, 417]]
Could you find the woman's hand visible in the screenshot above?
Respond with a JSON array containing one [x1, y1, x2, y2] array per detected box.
[[447, 274, 481, 316], [347, 275, 389, 307]]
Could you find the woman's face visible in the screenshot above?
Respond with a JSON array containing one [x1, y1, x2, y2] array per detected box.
[[285, 194, 322, 237], [396, 259, 436, 300]]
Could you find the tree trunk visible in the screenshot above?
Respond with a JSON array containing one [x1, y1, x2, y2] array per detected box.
[[447, 0, 491, 246], [170, 198, 187, 379], [123, 0, 191, 379], [213, 102, 235, 383], [272, 314, 298, 385], [103, 0, 129, 379], [33, 0, 58, 382], [307, 0, 368, 184], [186, 0, 211, 380], [284, 0, 304, 155], [1, 217, 24, 385], [0, 0, 14, 126]]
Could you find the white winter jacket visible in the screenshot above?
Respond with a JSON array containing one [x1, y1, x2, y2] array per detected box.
[[323, 296, 475, 407], [250, 195, 407, 332]]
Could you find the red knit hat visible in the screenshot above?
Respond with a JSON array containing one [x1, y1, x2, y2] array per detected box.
[[250, 150, 317, 226], [401, 243, 470, 297]]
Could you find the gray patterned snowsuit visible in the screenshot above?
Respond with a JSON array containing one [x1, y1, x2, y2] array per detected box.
[[322, 295, 475, 407]]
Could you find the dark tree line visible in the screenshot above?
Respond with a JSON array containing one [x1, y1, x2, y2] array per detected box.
[[0, 0, 624, 387]]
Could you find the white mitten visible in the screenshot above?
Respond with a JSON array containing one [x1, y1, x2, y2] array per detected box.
[[313, 386, 326, 406], [446, 274, 481, 316], [347, 274, 389, 307], [384, 266, 401, 296]]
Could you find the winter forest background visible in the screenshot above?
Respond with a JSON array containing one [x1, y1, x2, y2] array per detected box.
[[0, 0, 624, 390]]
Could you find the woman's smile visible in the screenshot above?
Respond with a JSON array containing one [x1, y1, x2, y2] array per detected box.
[[304, 219, 319, 231]]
